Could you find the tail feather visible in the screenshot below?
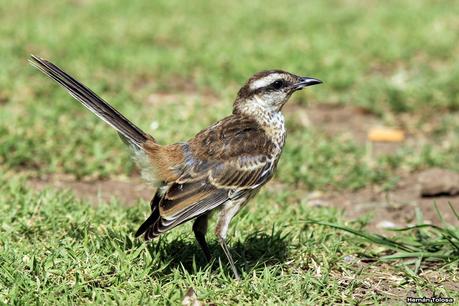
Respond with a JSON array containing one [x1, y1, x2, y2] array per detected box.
[[135, 192, 162, 238], [29, 55, 151, 148]]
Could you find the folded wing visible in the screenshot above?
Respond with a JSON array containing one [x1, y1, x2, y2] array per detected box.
[[138, 116, 276, 239]]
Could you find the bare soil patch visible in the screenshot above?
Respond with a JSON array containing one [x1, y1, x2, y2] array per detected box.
[[288, 103, 378, 142], [28, 174, 152, 206], [314, 173, 459, 232], [287, 103, 406, 156]]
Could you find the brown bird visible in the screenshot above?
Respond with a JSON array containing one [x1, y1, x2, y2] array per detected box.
[[30, 55, 322, 279]]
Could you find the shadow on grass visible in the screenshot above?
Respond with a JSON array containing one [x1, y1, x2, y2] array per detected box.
[[147, 228, 290, 277], [71, 222, 291, 278]]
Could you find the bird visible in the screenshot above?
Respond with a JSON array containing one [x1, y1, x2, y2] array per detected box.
[[29, 55, 322, 280]]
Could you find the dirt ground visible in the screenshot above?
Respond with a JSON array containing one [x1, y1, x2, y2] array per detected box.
[[28, 104, 459, 231], [317, 174, 459, 231]]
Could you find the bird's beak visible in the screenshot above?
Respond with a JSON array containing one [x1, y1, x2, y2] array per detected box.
[[292, 77, 323, 90]]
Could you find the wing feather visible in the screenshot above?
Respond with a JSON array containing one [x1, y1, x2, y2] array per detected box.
[[139, 115, 278, 240], [154, 155, 272, 232]]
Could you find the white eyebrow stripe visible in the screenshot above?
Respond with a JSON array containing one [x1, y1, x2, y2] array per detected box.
[[250, 73, 284, 90]]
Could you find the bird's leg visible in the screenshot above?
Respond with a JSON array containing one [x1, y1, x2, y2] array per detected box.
[[215, 200, 242, 280], [192, 214, 211, 261], [218, 235, 240, 280]]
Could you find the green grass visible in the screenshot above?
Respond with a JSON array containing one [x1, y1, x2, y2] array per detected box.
[[1, 0, 459, 184], [307, 204, 459, 264], [1, 172, 458, 305], [1, 0, 459, 304]]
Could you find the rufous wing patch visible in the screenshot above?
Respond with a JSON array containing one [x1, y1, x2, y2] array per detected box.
[[143, 141, 185, 182]]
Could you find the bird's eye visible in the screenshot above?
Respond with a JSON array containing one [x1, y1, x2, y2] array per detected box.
[[272, 80, 284, 89]]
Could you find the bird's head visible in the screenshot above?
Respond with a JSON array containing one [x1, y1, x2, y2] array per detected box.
[[233, 70, 322, 115]]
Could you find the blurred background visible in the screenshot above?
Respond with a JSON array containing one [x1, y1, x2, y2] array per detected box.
[[1, 0, 459, 183], [1, 0, 458, 175], [1, 1, 459, 303]]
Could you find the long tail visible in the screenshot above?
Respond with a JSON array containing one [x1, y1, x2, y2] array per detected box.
[[29, 55, 152, 148]]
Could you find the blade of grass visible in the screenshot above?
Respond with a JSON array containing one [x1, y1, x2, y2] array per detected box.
[[304, 220, 416, 252], [448, 202, 459, 221]]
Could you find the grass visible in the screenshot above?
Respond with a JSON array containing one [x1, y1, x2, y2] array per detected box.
[[1, 173, 458, 305], [1, 0, 459, 184], [307, 203, 459, 264], [1, 0, 459, 304]]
